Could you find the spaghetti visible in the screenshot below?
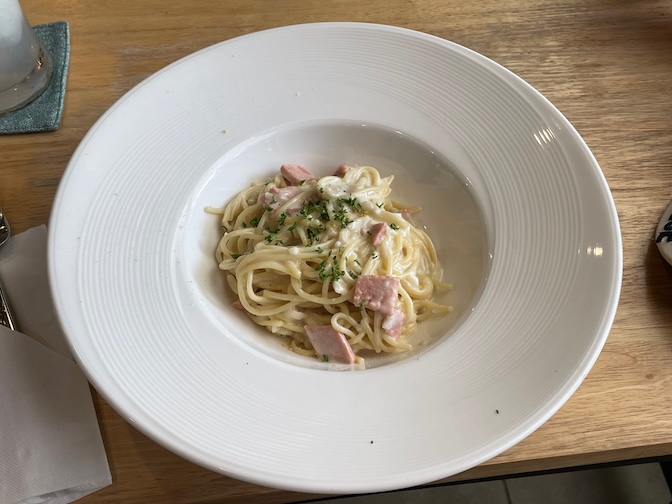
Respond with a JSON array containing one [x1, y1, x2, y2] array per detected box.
[[212, 164, 452, 364]]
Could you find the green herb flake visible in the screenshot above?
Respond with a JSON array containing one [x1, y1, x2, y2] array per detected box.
[[390, 223, 399, 230], [348, 270, 358, 280], [231, 253, 243, 259], [315, 247, 323, 253], [250, 216, 260, 227], [288, 223, 297, 236], [315, 256, 345, 282], [330, 256, 345, 281], [319, 203, 330, 221], [299, 180, 306, 186], [278, 212, 287, 226], [316, 260, 328, 281], [264, 227, 279, 243], [306, 226, 321, 241], [322, 355, 329, 362], [338, 195, 362, 213], [264, 196, 277, 212], [359, 300, 365, 312], [376, 202, 384, 209], [354, 258, 361, 266], [371, 253, 378, 259]]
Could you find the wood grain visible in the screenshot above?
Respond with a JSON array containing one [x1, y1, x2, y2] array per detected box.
[[3, 0, 672, 501]]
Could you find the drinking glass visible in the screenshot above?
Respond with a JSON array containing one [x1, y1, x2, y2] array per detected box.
[[0, 0, 52, 114]]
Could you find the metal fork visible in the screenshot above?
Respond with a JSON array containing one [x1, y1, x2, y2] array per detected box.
[[0, 208, 17, 330]]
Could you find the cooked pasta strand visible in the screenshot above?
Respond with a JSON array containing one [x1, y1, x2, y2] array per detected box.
[[214, 164, 452, 363]]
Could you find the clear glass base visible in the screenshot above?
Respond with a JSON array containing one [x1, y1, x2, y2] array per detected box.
[[0, 44, 53, 115]]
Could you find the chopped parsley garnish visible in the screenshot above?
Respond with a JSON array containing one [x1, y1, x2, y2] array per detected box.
[[390, 223, 399, 230], [263, 196, 277, 212], [250, 216, 260, 227], [354, 258, 361, 266], [334, 205, 352, 228], [306, 225, 322, 244], [264, 228, 279, 243], [332, 197, 364, 228], [315, 247, 323, 253], [317, 202, 330, 221], [299, 180, 306, 186], [319, 187, 324, 194], [231, 253, 243, 259], [278, 212, 287, 226], [371, 253, 378, 259], [315, 256, 345, 282], [348, 270, 358, 280], [345, 196, 362, 212], [359, 300, 365, 311], [316, 260, 328, 281], [331, 256, 345, 281], [300, 200, 330, 221], [337, 195, 363, 213], [288, 223, 297, 236], [376, 202, 384, 209], [322, 355, 329, 362]]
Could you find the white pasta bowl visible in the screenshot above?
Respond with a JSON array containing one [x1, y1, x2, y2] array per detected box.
[[49, 23, 622, 494]]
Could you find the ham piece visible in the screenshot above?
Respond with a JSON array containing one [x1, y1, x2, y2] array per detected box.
[[305, 324, 356, 364], [382, 309, 405, 340], [280, 164, 316, 185], [400, 209, 415, 225], [333, 164, 349, 177], [260, 185, 306, 215], [353, 275, 400, 315], [369, 222, 387, 246]]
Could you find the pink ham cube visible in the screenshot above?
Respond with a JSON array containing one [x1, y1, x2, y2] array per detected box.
[[333, 164, 349, 177], [382, 309, 405, 340], [260, 185, 306, 215], [280, 164, 316, 185], [353, 275, 400, 315], [369, 222, 387, 246], [305, 325, 356, 364]]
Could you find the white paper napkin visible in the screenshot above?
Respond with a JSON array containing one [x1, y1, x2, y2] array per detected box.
[[0, 225, 112, 504]]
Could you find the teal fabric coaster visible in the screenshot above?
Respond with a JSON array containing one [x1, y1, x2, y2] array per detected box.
[[0, 21, 70, 135]]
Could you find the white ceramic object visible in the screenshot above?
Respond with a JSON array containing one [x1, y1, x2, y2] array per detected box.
[[48, 23, 622, 494]]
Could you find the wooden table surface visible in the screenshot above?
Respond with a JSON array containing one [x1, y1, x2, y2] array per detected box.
[[3, 0, 672, 502]]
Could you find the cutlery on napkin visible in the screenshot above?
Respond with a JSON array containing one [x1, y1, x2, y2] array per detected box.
[[0, 225, 112, 504]]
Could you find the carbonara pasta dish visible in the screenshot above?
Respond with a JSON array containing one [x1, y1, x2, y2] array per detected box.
[[212, 163, 453, 365]]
